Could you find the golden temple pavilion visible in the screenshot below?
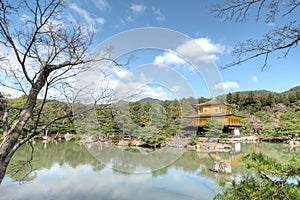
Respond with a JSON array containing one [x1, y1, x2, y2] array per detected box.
[[184, 98, 245, 136]]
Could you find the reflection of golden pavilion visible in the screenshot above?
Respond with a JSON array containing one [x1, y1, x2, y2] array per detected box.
[[185, 99, 245, 136]]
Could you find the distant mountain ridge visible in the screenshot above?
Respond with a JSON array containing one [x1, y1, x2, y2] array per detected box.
[[286, 85, 300, 93], [137, 97, 162, 104], [135, 86, 300, 103]]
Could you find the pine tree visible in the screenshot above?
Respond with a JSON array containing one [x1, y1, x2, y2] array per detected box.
[[226, 92, 233, 104], [215, 153, 300, 200]]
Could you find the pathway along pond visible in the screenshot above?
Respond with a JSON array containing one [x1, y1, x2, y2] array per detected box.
[[1, 141, 299, 200]]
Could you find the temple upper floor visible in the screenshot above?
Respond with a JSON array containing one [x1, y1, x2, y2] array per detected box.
[[193, 98, 233, 115]]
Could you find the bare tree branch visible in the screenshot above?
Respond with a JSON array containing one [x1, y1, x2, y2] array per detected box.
[[0, 0, 133, 184], [0, 0, 107, 183], [284, 1, 300, 16], [0, 1, 33, 85], [32, 82, 50, 136], [224, 22, 300, 69], [211, 0, 300, 69]]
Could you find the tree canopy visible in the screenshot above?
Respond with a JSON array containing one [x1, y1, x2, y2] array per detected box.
[[0, 0, 116, 184]]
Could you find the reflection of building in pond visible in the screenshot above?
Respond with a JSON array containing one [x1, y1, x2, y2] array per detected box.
[[184, 98, 245, 136], [202, 142, 242, 154], [234, 143, 241, 152]]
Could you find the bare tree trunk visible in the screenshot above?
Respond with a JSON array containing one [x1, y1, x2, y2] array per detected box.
[[0, 92, 8, 137], [0, 70, 50, 184], [0, 159, 9, 184], [0, 0, 96, 184], [0, 130, 20, 183]]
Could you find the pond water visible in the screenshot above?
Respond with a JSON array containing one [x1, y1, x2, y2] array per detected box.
[[1, 141, 299, 200]]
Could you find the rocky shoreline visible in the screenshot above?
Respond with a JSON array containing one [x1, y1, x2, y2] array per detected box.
[[77, 135, 300, 151], [9, 133, 299, 150]]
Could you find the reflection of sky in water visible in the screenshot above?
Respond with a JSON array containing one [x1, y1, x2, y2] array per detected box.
[[2, 142, 298, 199], [1, 163, 220, 200], [86, 145, 187, 174]]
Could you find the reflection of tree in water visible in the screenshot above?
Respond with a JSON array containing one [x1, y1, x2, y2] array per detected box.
[[242, 142, 300, 161], [152, 166, 168, 177], [86, 143, 185, 174], [6, 141, 104, 182], [172, 151, 200, 172], [6, 142, 299, 183], [196, 142, 300, 183], [150, 151, 204, 181]]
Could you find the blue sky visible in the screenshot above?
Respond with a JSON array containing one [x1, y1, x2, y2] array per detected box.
[[2, 0, 300, 100]]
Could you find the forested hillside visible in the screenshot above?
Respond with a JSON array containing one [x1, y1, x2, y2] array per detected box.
[[1, 86, 300, 143], [225, 86, 300, 136]]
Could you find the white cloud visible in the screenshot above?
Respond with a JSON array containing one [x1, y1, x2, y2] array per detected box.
[[153, 37, 228, 71], [266, 22, 276, 26], [126, 16, 134, 23], [95, 18, 105, 25], [139, 72, 151, 82], [153, 51, 197, 73], [113, 68, 131, 79], [153, 51, 186, 66], [194, 38, 226, 54], [130, 3, 146, 15], [104, 67, 178, 101], [214, 81, 240, 91], [94, 0, 110, 11], [0, 44, 20, 71], [171, 85, 181, 92], [176, 37, 227, 63], [153, 8, 165, 22], [69, 2, 105, 32], [0, 86, 24, 98], [252, 75, 258, 83], [116, 3, 146, 28], [136, 85, 175, 100], [0, 44, 37, 96]]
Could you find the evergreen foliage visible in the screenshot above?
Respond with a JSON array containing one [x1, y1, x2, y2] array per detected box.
[[203, 118, 224, 137], [214, 153, 300, 200], [1, 86, 300, 142]]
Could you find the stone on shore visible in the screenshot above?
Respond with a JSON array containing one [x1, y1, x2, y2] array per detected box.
[[165, 138, 189, 148], [210, 161, 232, 173], [117, 140, 129, 146]]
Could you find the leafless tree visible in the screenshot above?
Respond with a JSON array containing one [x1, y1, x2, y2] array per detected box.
[[212, 0, 300, 69], [0, 0, 119, 183], [0, 92, 8, 136]]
